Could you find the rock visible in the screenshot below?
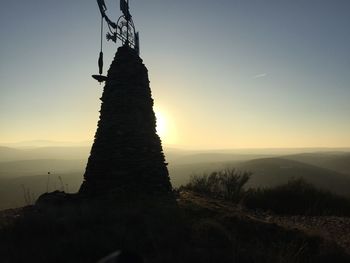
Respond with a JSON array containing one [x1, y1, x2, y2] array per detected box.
[[36, 191, 77, 208]]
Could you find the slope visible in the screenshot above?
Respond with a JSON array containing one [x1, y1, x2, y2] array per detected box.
[[283, 152, 350, 175], [235, 158, 350, 195]]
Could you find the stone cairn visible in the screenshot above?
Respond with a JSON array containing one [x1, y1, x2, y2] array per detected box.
[[79, 46, 172, 196]]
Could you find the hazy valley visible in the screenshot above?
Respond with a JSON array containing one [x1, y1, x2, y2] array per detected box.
[[1, 145, 349, 210]]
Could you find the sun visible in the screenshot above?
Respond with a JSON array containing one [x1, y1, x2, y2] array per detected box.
[[155, 110, 167, 138], [154, 108, 178, 145]]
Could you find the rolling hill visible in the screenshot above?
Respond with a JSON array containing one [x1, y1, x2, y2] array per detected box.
[[0, 146, 90, 162], [235, 158, 350, 195], [1, 145, 350, 210], [283, 152, 350, 175], [0, 159, 86, 179], [0, 172, 83, 210]]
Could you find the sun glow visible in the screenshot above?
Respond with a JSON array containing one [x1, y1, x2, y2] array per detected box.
[[154, 109, 177, 145], [155, 110, 167, 138]]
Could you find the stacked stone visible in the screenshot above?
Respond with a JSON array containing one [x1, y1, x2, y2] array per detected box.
[[79, 46, 172, 196]]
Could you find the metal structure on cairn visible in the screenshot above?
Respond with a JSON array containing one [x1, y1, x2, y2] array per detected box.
[[92, 0, 140, 83], [81, 0, 172, 196]]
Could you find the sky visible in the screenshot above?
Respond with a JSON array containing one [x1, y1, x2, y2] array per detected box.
[[0, 0, 350, 149]]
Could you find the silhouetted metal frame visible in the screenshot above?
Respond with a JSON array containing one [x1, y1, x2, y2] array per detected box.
[[97, 0, 139, 55], [116, 15, 137, 48]]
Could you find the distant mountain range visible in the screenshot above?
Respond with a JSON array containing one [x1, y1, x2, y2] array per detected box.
[[236, 157, 350, 195], [0, 146, 90, 162], [0, 145, 350, 210], [0, 140, 92, 148], [0, 159, 87, 178], [283, 152, 350, 175]]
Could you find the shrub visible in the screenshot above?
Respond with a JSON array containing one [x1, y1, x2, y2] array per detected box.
[[244, 178, 350, 216], [184, 169, 252, 203]]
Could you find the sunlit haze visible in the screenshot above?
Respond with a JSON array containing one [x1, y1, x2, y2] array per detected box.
[[1, 0, 350, 149]]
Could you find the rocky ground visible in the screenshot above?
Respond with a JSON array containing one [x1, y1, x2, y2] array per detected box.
[[178, 191, 350, 255], [269, 215, 350, 254]]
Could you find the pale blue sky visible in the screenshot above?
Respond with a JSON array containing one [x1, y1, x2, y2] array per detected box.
[[1, 0, 349, 148]]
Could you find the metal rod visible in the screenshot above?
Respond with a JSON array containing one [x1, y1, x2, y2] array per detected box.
[[126, 0, 129, 46], [100, 16, 103, 52]]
